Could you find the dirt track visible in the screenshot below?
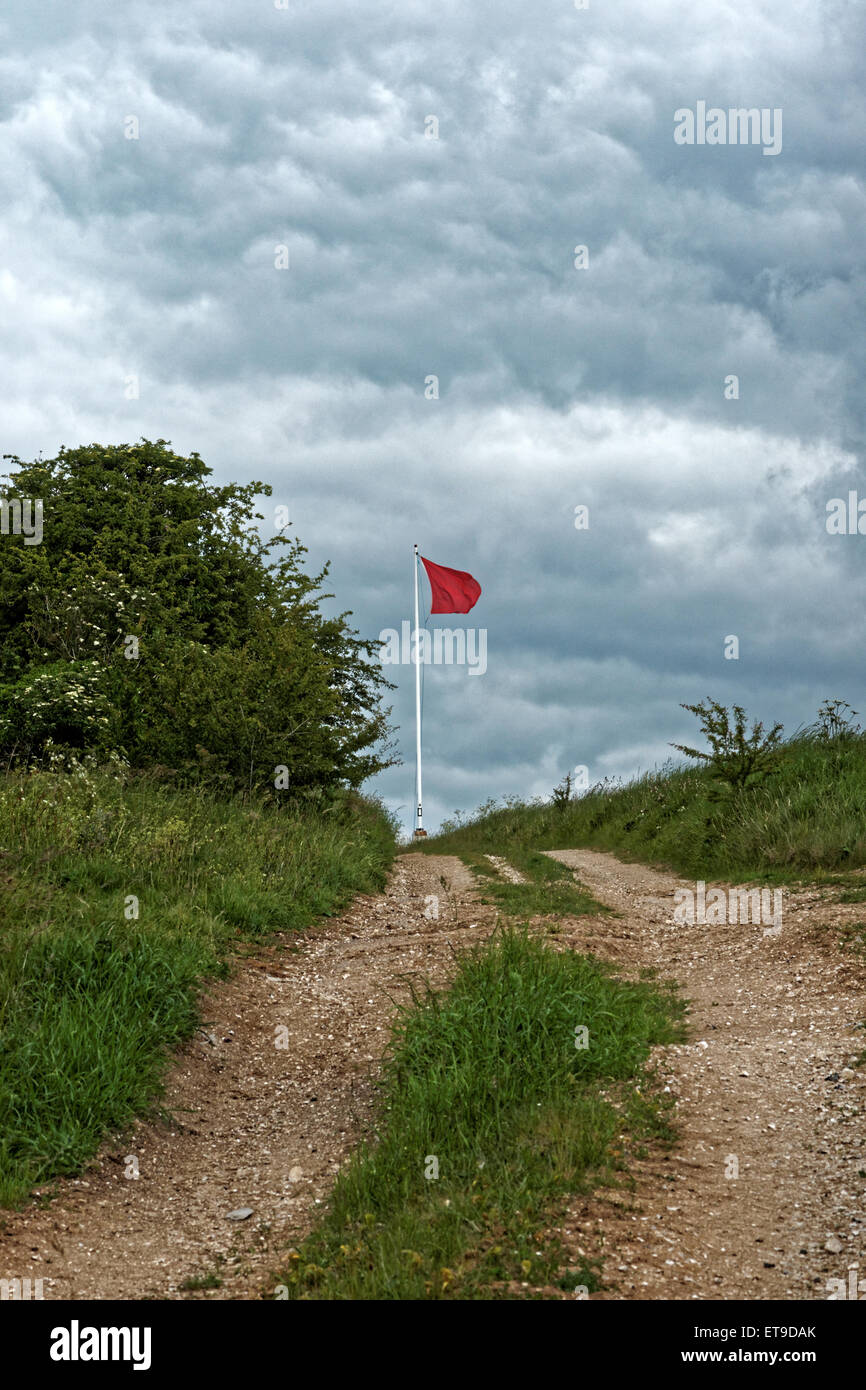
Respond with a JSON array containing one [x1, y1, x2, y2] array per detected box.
[[544, 849, 866, 1301], [0, 854, 494, 1300], [0, 847, 863, 1300]]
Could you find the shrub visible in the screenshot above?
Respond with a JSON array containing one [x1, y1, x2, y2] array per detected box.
[[671, 698, 784, 796], [0, 441, 395, 793]]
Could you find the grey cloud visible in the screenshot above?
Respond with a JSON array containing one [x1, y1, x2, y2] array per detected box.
[[1, 0, 863, 831]]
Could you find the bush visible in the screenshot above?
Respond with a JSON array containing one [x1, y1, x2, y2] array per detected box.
[[0, 440, 395, 794], [672, 698, 784, 796], [0, 661, 113, 766]]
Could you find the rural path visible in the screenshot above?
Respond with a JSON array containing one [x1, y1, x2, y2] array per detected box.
[[544, 849, 866, 1301], [0, 846, 863, 1300], [0, 854, 496, 1300]]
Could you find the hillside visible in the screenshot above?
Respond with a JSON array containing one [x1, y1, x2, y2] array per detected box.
[[0, 770, 395, 1206], [423, 714, 866, 884]]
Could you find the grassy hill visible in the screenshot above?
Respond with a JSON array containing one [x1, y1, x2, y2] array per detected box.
[[0, 768, 396, 1206], [420, 725, 866, 884]]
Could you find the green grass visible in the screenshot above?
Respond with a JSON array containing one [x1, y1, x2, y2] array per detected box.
[[0, 768, 396, 1207], [178, 1272, 222, 1292], [419, 732, 866, 883], [455, 845, 603, 920], [276, 926, 684, 1300]]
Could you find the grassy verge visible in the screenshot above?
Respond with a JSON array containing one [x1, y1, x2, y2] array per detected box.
[[452, 845, 603, 921], [0, 768, 396, 1207], [277, 926, 684, 1300], [419, 732, 866, 883]]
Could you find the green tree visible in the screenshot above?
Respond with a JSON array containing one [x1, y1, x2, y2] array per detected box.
[[552, 771, 573, 810], [0, 439, 395, 791], [672, 698, 784, 795]]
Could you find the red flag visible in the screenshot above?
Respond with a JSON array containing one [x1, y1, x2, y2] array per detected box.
[[420, 556, 482, 614]]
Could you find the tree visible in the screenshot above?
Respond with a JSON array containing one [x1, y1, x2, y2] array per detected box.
[[672, 699, 783, 795], [552, 771, 573, 810], [0, 439, 396, 791]]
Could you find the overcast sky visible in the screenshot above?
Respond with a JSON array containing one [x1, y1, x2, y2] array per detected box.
[[1, 0, 864, 833]]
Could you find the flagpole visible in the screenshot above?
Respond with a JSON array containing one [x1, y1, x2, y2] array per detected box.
[[413, 543, 426, 838]]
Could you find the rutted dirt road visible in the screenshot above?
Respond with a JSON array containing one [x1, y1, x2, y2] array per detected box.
[[0, 847, 863, 1300], [545, 849, 866, 1301], [0, 854, 495, 1300]]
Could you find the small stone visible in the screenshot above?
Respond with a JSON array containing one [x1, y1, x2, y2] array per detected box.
[[226, 1207, 254, 1221], [288, 1166, 304, 1183], [825, 1235, 843, 1254]]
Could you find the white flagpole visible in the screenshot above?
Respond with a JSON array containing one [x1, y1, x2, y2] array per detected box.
[[413, 543, 425, 837]]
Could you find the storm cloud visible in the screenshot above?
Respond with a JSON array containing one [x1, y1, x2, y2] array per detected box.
[[1, 0, 863, 831]]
